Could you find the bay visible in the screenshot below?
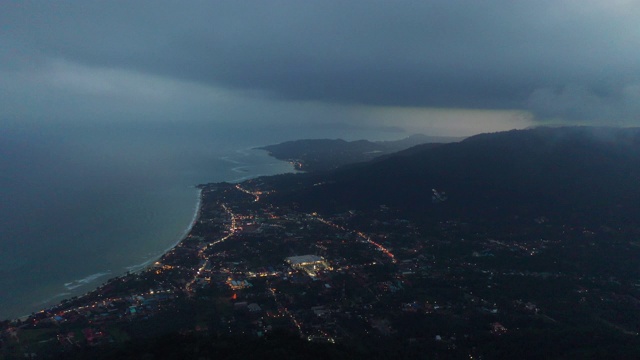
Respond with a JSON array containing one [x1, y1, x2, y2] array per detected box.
[[0, 121, 403, 319], [0, 122, 296, 320]]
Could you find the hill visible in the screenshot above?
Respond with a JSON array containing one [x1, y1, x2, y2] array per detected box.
[[257, 134, 459, 172], [266, 127, 640, 226]]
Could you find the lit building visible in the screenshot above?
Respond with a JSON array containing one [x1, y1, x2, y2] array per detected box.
[[285, 255, 331, 277]]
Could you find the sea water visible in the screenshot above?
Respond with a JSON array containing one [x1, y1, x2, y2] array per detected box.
[[0, 122, 297, 320], [0, 121, 403, 319]]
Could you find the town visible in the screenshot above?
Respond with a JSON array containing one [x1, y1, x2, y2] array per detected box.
[[2, 179, 639, 359]]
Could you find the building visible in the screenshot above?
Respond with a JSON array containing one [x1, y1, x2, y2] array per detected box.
[[285, 255, 330, 277]]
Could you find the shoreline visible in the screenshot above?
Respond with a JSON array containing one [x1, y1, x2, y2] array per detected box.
[[168, 187, 203, 256], [228, 148, 301, 183], [133, 146, 294, 271], [7, 149, 295, 322], [126, 187, 203, 274], [13, 187, 204, 321]]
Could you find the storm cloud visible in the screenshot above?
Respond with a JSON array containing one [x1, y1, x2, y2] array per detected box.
[[2, 0, 640, 128]]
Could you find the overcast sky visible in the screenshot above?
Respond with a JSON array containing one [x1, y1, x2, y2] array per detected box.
[[1, 0, 639, 136]]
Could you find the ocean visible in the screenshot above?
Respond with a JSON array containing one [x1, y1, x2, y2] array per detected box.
[[0, 121, 402, 320]]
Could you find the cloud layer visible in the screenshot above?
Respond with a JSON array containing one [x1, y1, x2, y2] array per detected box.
[[2, 0, 639, 128]]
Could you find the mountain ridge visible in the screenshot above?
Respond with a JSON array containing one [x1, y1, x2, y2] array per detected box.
[[265, 127, 640, 226], [257, 134, 461, 172]]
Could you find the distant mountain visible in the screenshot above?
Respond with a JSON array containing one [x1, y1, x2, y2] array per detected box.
[[375, 133, 463, 149], [257, 134, 461, 172], [266, 127, 640, 226]]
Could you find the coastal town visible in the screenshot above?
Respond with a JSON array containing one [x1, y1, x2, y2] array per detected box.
[[2, 175, 639, 358]]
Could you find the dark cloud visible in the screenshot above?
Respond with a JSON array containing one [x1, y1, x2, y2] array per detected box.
[[1, 0, 639, 123]]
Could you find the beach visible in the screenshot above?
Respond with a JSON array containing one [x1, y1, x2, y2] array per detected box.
[[0, 145, 296, 320]]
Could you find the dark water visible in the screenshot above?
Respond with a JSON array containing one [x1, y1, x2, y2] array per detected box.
[[0, 121, 403, 320], [0, 122, 291, 319]]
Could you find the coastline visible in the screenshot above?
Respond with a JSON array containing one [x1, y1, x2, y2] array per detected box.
[[125, 187, 203, 274], [13, 187, 205, 321], [167, 187, 204, 257], [128, 148, 287, 275], [10, 150, 294, 321], [124, 147, 290, 272], [101, 187, 203, 278], [228, 148, 301, 183]]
